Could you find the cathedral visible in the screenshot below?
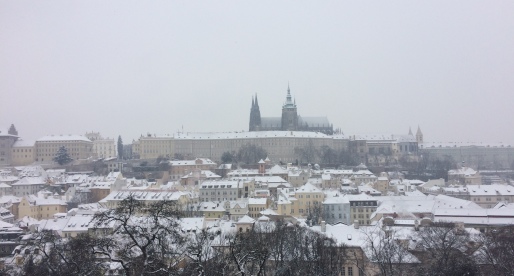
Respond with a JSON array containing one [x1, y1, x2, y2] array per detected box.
[[249, 85, 334, 135]]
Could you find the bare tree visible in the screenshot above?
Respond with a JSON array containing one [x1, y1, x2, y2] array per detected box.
[[237, 144, 267, 165], [414, 222, 478, 276], [359, 226, 418, 276], [22, 231, 102, 276], [180, 228, 228, 276], [476, 225, 514, 275], [294, 139, 318, 164], [92, 195, 186, 275]]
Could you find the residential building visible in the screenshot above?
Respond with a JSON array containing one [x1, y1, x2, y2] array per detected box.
[[248, 198, 268, 219], [199, 201, 226, 219], [291, 183, 324, 218], [374, 172, 390, 194], [169, 158, 217, 181], [99, 190, 192, 209], [348, 193, 379, 226], [18, 193, 67, 220], [11, 177, 47, 197], [199, 180, 243, 202], [467, 184, 514, 208], [323, 194, 351, 225], [180, 170, 221, 186], [448, 167, 482, 185], [225, 200, 249, 222]]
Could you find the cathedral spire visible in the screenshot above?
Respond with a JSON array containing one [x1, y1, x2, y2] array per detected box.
[[255, 93, 259, 107], [251, 95, 255, 107], [284, 83, 294, 107], [408, 127, 413, 135]]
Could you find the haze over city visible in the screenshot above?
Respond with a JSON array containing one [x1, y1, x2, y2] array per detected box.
[[1, 1, 514, 143]]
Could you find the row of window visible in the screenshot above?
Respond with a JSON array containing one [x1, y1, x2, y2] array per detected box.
[[13, 149, 32, 152], [297, 194, 321, 198]]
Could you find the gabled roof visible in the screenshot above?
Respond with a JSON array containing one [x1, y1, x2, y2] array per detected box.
[[237, 215, 255, 224], [12, 177, 46, 186], [296, 182, 322, 193]]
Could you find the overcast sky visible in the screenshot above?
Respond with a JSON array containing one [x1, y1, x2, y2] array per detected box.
[[1, 1, 513, 144]]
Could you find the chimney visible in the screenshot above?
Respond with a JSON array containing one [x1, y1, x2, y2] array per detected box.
[[321, 221, 326, 232], [414, 219, 420, 231], [354, 220, 359, 229]]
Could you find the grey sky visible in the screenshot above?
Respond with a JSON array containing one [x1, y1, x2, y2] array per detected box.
[[1, 1, 513, 144]]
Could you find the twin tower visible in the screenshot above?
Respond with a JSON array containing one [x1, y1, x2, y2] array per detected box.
[[249, 85, 334, 135]]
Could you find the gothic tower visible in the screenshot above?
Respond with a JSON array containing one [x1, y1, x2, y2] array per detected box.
[[416, 126, 423, 144], [281, 84, 298, 131], [249, 94, 261, 131]]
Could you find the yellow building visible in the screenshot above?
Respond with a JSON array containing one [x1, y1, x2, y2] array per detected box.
[[35, 135, 93, 163], [248, 198, 268, 219], [284, 183, 325, 218], [137, 135, 174, 160], [11, 140, 35, 166], [200, 202, 226, 219], [18, 194, 67, 220]]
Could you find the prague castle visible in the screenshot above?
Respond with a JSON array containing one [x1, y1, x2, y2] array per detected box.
[[249, 85, 334, 135]]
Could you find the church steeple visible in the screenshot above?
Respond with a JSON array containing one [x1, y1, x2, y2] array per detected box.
[[408, 127, 413, 135], [249, 94, 261, 131], [416, 125, 423, 144], [282, 84, 298, 131], [283, 83, 296, 108]]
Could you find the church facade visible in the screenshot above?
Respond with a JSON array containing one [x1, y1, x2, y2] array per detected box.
[[249, 85, 334, 135]]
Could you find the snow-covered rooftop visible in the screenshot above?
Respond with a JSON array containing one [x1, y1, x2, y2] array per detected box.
[[36, 135, 91, 142]]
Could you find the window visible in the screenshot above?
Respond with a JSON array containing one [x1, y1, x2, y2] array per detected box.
[[348, 267, 353, 276]]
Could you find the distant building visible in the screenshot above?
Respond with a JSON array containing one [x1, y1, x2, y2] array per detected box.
[[249, 85, 334, 134], [448, 167, 482, 185], [35, 135, 93, 163], [0, 125, 19, 166], [135, 131, 348, 164], [85, 132, 117, 159], [169, 158, 217, 181], [420, 142, 514, 170], [349, 130, 420, 167], [11, 139, 35, 166]]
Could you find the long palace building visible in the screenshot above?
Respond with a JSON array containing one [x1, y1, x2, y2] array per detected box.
[[135, 131, 348, 163]]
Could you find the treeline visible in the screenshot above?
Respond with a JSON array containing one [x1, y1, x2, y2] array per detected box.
[[7, 197, 514, 276]]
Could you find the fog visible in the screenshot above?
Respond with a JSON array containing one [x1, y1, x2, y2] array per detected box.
[[1, 1, 513, 144]]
